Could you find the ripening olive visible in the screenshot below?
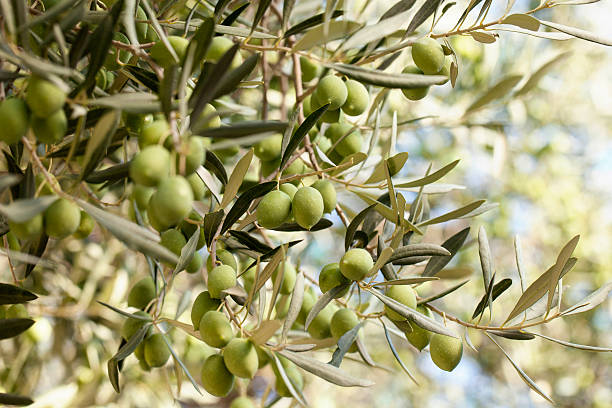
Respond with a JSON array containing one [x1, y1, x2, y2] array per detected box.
[[272, 262, 297, 295], [148, 176, 194, 228], [313, 75, 347, 110], [201, 354, 235, 397], [208, 264, 237, 299], [339, 248, 373, 281], [44, 198, 81, 239], [300, 56, 322, 82], [160, 229, 187, 257], [257, 190, 292, 229], [223, 338, 259, 379], [411, 37, 445, 75], [307, 302, 335, 339], [150, 35, 189, 68], [279, 183, 298, 200], [0, 98, 29, 145], [73, 211, 95, 239], [130, 145, 170, 187], [384, 285, 417, 321], [319, 263, 349, 297], [186, 252, 203, 274], [26, 76, 66, 117], [325, 122, 362, 157], [206, 249, 238, 272], [430, 333, 463, 371], [230, 396, 255, 408], [282, 159, 308, 183], [405, 305, 433, 351], [302, 94, 313, 117], [297, 287, 316, 325], [9, 214, 43, 240], [342, 79, 369, 116], [401, 65, 429, 101], [292, 187, 324, 230], [121, 310, 152, 340], [311, 179, 336, 214], [191, 291, 221, 330], [139, 120, 169, 149], [275, 357, 304, 397], [330, 308, 360, 352], [254, 134, 283, 161], [143, 333, 171, 367], [187, 173, 207, 201], [205, 37, 242, 69], [135, 5, 148, 41], [6, 304, 28, 319], [318, 106, 343, 124], [132, 185, 154, 211], [104, 32, 131, 71], [199, 310, 233, 348], [183, 136, 205, 175], [192, 103, 221, 132], [127, 276, 156, 310]]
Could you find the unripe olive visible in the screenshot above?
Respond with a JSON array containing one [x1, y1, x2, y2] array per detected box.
[[104, 32, 131, 71], [328, 123, 363, 157], [192, 103, 221, 132], [313, 75, 347, 110], [150, 35, 189, 68], [339, 248, 373, 281], [180, 211, 206, 250], [187, 173, 207, 201], [310, 179, 336, 213], [272, 262, 297, 295], [257, 190, 292, 229], [275, 294, 290, 319], [315, 136, 332, 154], [300, 56, 322, 82], [292, 186, 324, 230], [26, 76, 66, 117], [121, 311, 152, 340], [405, 305, 433, 351], [401, 65, 430, 101], [282, 159, 308, 183], [302, 94, 313, 117], [223, 338, 259, 379], [208, 264, 237, 299], [44, 198, 81, 239], [160, 229, 187, 257], [342, 79, 369, 116], [255, 345, 270, 368], [296, 286, 316, 325], [384, 285, 417, 321], [130, 145, 170, 187], [199, 310, 233, 348], [127, 276, 156, 310], [319, 263, 349, 296], [148, 176, 194, 227], [183, 136, 205, 175], [0, 306, 5, 319], [9, 214, 43, 240], [430, 333, 463, 371], [254, 134, 283, 161], [207, 249, 238, 272], [143, 333, 171, 367], [318, 106, 342, 124], [275, 358, 304, 397], [230, 396, 255, 408], [205, 37, 242, 69], [0, 98, 29, 145], [95, 69, 108, 90], [279, 183, 298, 200], [186, 252, 203, 274], [139, 119, 169, 149], [330, 308, 360, 352], [73, 211, 95, 239], [146, 200, 166, 232], [437, 58, 452, 84], [411, 37, 445, 75], [201, 354, 235, 397], [6, 304, 28, 319], [135, 5, 148, 41], [307, 303, 335, 339], [132, 185, 154, 210], [191, 291, 221, 330], [261, 158, 280, 178]]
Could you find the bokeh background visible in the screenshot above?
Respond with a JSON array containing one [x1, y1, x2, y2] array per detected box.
[[1, 0, 611, 407]]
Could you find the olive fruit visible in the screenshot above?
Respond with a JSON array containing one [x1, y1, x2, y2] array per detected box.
[[135, 5, 148, 41], [208, 264, 237, 299], [230, 396, 255, 408], [142, 333, 170, 368], [207, 249, 238, 272], [191, 291, 221, 330], [339, 248, 373, 281], [272, 262, 297, 295], [313, 75, 347, 110], [160, 229, 187, 257], [6, 304, 28, 319], [274, 357, 304, 397], [302, 95, 313, 117], [132, 185, 154, 210], [127, 276, 156, 310], [318, 106, 343, 124], [183, 136, 205, 175], [255, 345, 270, 368], [319, 263, 349, 297], [330, 308, 360, 352], [282, 159, 308, 182], [411, 37, 445, 75], [275, 295, 290, 319], [384, 285, 417, 321], [311, 179, 336, 213], [186, 252, 203, 274], [0, 98, 29, 145], [257, 190, 292, 229], [9, 214, 43, 240], [300, 56, 322, 82], [405, 305, 433, 351], [307, 303, 335, 339], [223, 338, 259, 379], [180, 211, 206, 250], [139, 119, 169, 149], [326, 122, 363, 157], [73, 211, 95, 239], [44, 198, 81, 239], [129, 145, 170, 187], [201, 354, 235, 397], [104, 32, 131, 71], [124, 112, 152, 135], [26, 76, 66, 117], [148, 176, 194, 228], [254, 134, 283, 161], [297, 287, 316, 325], [279, 183, 298, 200], [430, 333, 463, 371], [292, 186, 324, 230], [199, 310, 233, 348], [192, 103, 221, 131], [187, 173, 207, 201], [205, 36, 242, 69], [401, 66, 430, 101], [121, 310, 152, 340], [150, 35, 189, 68], [342, 79, 369, 116]]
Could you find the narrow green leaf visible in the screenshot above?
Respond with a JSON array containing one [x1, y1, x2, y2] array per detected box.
[[394, 160, 460, 188], [195, 120, 287, 138], [0, 283, 37, 305], [387, 243, 451, 263], [174, 227, 200, 273], [284, 11, 344, 38], [345, 204, 376, 251], [221, 182, 276, 234], [515, 52, 571, 97], [282, 270, 304, 341], [423, 227, 470, 277], [98, 301, 153, 320], [365, 152, 409, 184], [478, 226, 494, 315], [329, 63, 447, 89], [418, 200, 486, 227], [528, 332, 612, 352], [539, 20, 612, 46], [203, 151, 229, 184], [562, 281, 612, 316], [372, 277, 439, 286], [81, 110, 121, 180], [159, 331, 202, 394], [404, 0, 441, 36], [329, 321, 365, 367], [203, 210, 225, 248], [546, 235, 580, 314], [251, 0, 272, 34], [488, 330, 535, 340], [472, 278, 512, 319], [464, 75, 523, 115], [213, 53, 260, 99], [250, 320, 282, 345], [381, 320, 419, 384], [0, 393, 34, 406], [221, 149, 254, 209], [417, 279, 470, 304], [0, 196, 57, 223], [280, 104, 330, 170], [270, 218, 333, 232], [368, 247, 394, 277], [272, 354, 308, 406], [305, 284, 350, 330], [501, 14, 540, 31], [0, 318, 35, 339], [0, 174, 22, 194], [293, 20, 361, 51]]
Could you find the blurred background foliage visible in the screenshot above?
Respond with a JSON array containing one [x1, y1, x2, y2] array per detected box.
[[1, 0, 611, 407]]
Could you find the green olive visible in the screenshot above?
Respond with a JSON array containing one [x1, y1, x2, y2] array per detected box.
[[186, 252, 203, 274], [330, 308, 360, 352], [401, 65, 430, 101], [150, 35, 189, 68], [129, 145, 171, 187], [183, 136, 205, 175], [201, 354, 235, 397], [292, 186, 324, 230], [187, 173, 207, 201], [139, 119, 169, 149], [144, 333, 171, 367], [180, 211, 206, 250], [0, 98, 29, 145], [223, 338, 259, 379], [404, 305, 433, 351], [254, 134, 283, 161], [257, 190, 292, 229], [313, 75, 347, 110], [44, 198, 81, 239], [73, 211, 95, 239], [205, 36, 242, 69], [279, 183, 298, 200], [121, 310, 152, 340], [429, 333, 463, 371], [206, 249, 238, 272], [302, 94, 313, 117], [208, 264, 237, 299], [300, 56, 322, 82], [342, 79, 369, 116], [199, 310, 233, 348], [339, 248, 373, 281], [318, 105, 343, 124], [384, 285, 417, 321], [191, 291, 221, 330], [160, 229, 187, 257], [26, 76, 66, 117], [148, 175, 194, 228], [192, 103, 221, 132], [261, 158, 280, 178], [274, 357, 304, 397], [104, 32, 131, 71], [5, 231, 20, 251], [325, 122, 363, 157], [272, 262, 297, 295], [127, 276, 156, 310], [135, 6, 148, 42], [132, 185, 154, 211], [297, 287, 316, 325], [319, 263, 349, 296], [310, 179, 336, 213], [307, 302, 335, 339], [6, 304, 28, 319], [230, 396, 255, 408], [9, 214, 43, 240], [411, 37, 445, 75]]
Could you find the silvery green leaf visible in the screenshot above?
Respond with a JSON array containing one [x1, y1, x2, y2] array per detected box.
[[284, 11, 344, 38], [417, 279, 470, 304], [372, 277, 439, 286], [282, 271, 304, 341], [562, 281, 612, 316], [0, 196, 57, 223], [293, 20, 361, 51], [305, 284, 349, 330], [528, 332, 612, 352], [501, 14, 540, 31], [329, 63, 447, 88], [423, 227, 470, 277], [418, 200, 486, 227], [464, 75, 523, 115], [478, 226, 494, 315], [394, 160, 459, 188], [387, 243, 450, 263], [515, 52, 572, 97], [174, 227, 200, 274], [159, 331, 202, 395], [487, 329, 534, 341], [272, 354, 308, 406], [329, 321, 365, 367], [381, 320, 419, 385], [539, 20, 612, 46]]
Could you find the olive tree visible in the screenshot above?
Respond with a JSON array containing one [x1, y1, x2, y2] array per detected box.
[[0, 0, 610, 406]]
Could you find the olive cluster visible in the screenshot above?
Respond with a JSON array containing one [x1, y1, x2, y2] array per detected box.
[[401, 37, 452, 101]]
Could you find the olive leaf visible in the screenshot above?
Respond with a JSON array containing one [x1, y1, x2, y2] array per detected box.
[[221, 149, 254, 209], [394, 159, 460, 188], [365, 152, 409, 184], [0, 393, 34, 406], [221, 181, 277, 234], [404, 0, 441, 36], [372, 277, 439, 286], [250, 320, 282, 345], [345, 204, 376, 251], [0, 283, 38, 305], [293, 20, 361, 51], [195, 121, 288, 138], [381, 320, 419, 385], [463, 75, 523, 115], [284, 11, 344, 38], [329, 321, 365, 367], [472, 278, 512, 319], [0, 318, 35, 340], [329, 63, 447, 88], [305, 284, 350, 330], [423, 227, 470, 277], [280, 103, 330, 170], [387, 243, 450, 263], [417, 200, 486, 227], [539, 20, 612, 46], [81, 110, 121, 180], [562, 281, 612, 316], [203, 210, 225, 248], [0, 196, 57, 223], [417, 279, 470, 304]]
